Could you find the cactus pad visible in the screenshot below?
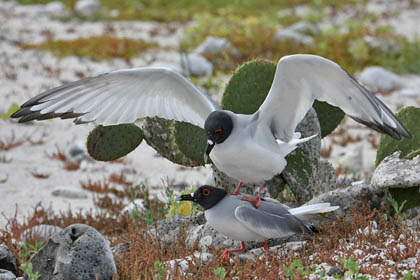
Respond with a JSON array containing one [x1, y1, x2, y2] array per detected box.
[[376, 106, 419, 166], [142, 117, 206, 167], [87, 124, 143, 161]]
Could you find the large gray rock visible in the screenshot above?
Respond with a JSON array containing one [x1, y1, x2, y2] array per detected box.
[[371, 151, 420, 189], [0, 245, 17, 276], [193, 36, 232, 54], [74, 0, 101, 16], [371, 151, 420, 211], [147, 214, 206, 246], [178, 53, 213, 77], [274, 29, 314, 45], [26, 224, 116, 280], [0, 269, 16, 280], [306, 181, 387, 216], [358, 66, 404, 92]]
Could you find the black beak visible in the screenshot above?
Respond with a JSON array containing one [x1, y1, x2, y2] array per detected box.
[[204, 139, 215, 164], [176, 194, 195, 202]]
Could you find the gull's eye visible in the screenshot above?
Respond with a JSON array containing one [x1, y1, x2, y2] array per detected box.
[[214, 128, 222, 134], [202, 188, 211, 196]]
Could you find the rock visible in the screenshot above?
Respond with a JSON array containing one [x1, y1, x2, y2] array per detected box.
[[0, 245, 17, 276], [51, 187, 89, 199], [358, 66, 404, 92], [21, 225, 63, 243], [0, 269, 16, 280], [372, 151, 420, 189], [274, 29, 314, 45], [147, 214, 206, 246], [111, 242, 130, 256], [287, 22, 318, 34], [67, 140, 87, 163], [27, 224, 116, 280], [185, 222, 241, 250], [399, 88, 420, 98], [178, 53, 213, 77], [371, 151, 420, 211], [122, 199, 146, 214], [307, 180, 387, 216], [193, 36, 232, 54], [338, 144, 363, 172], [165, 252, 213, 275], [238, 241, 307, 262], [75, 0, 101, 16], [327, 266, 344, 277], [45, 2, 66, 15]]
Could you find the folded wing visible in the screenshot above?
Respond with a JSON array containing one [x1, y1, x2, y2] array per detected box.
[[257, 54, 411, 141], [234, 205, 310, 239], [11, 68, 219, 128]]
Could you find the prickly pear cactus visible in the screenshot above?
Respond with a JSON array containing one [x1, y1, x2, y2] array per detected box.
[[312, 100, 344, 138], [141, 117, 206, 167], [87, 124, 143, 161], [222, 60, 276, 114], [376, 106, 419, 166]]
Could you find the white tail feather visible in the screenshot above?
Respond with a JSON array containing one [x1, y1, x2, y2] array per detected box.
[[289, 203, 339, 217], [277, 133, 318, 156]]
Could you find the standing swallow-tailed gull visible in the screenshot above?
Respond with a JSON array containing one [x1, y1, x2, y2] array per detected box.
[[11, 54, 411, 207], [177, 185, 338, 261]]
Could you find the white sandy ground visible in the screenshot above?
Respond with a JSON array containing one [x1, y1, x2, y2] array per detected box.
[[1, 0, 420, 228]]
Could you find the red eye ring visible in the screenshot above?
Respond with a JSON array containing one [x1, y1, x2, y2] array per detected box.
[[202, 188, 211, 196], [214, 128, 222, 134]]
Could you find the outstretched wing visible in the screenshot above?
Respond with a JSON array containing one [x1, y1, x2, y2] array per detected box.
[[11, 68, 219, 128], [257, 54, 411, 141], [234, 205, 309, 239]]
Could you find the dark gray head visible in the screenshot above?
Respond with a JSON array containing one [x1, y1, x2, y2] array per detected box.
[[176, 185, 227, 210], [203, 111, 233, 163]]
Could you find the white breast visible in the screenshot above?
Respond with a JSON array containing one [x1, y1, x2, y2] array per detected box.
[[209, 117, 287, 183]]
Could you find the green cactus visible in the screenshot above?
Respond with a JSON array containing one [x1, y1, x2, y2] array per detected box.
[[312, 100, 344, 138], [141, 117, 206, 167], [222, 60, 276, 114], [376, 106, 420, 166], [86, 124, 143, 161]]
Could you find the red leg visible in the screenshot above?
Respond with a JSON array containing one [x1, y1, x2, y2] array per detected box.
[[264, 241, 269, 262], [220, 241, 246, 261], [241, 181, 264, 208], [230, 181, 243, 196]]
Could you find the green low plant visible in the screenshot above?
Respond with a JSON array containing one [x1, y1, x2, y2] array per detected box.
[[153, 260, 165, 279], [1, 103, 19, 119], [340, 258, 368, 280], [387, 192, 407, 223], [21, 262, 39, 280], [20, 241, 44, 262], [214, 267, 227, 279]]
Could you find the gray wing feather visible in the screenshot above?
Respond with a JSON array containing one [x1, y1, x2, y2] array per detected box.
[[234, 205, 307, 239], [11, 68, 219, 128], [257, 54, 411, 141]]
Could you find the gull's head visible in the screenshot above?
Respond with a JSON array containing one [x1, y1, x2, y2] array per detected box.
[[176, 185, 227, 210], [203, 111, 233, 163]]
